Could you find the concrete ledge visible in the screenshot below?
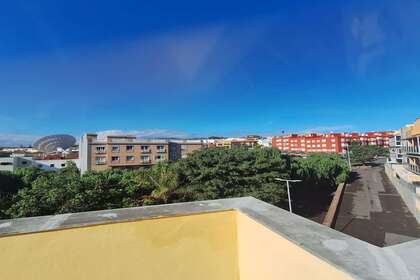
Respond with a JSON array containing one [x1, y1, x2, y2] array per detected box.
[[323, 183, 345, 228], [1, 197, 420, 279]]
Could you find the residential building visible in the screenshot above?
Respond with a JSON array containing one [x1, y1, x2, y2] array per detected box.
[[401, 118, 420, 175], [388, 130, 403, 164], [272, 133, 342, 153], [213, 137, 260, 149], [257, 137, 272, 147], [79, 134, 181, 173], [384, 119, 420, 223], [0, 153, 79, 172], [172, 140, 206, 159], [272, 131, 392, 154]]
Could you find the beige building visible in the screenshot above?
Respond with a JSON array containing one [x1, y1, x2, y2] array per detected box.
[[402, 118, 420, 175], [79, 134, 181, 173], [172, 140, 206, 159], [213, 137, 259, 149]]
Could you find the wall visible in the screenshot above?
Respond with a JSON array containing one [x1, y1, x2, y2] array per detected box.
[[385, 164, 420, 223], [236, 212, 352, 280], [0, 157, 15, 172], [0, 211, 239, 280], [33, 159, 80, 171]]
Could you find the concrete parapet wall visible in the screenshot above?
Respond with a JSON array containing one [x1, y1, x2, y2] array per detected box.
[[322, 183, 345, 228], [385, 164, 420, 223]]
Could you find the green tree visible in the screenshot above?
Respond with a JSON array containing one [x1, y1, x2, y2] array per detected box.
[[292, 153, 349, 188], [348, 142, 387, 165], [174, 147, 291, 207]]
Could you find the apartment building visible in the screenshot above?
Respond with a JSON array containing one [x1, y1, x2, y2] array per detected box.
[[388, 130, 403, 164], [401, 118, 420, 175], [213, 137, 260, 149], [272, 133, 342, 153], [79, 134, 181, 173], [172, 140, 206, 159], [0, 153, 79, 172], [272, 131, 392, 154]]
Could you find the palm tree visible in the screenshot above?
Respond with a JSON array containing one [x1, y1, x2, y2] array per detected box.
[[143, 163, 179, 205]]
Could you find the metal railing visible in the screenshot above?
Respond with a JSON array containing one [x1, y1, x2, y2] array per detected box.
[[405, 164, 420, 175], [403, 146, 420, 154]]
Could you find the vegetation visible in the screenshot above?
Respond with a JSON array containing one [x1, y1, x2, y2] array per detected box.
[[0, 148, 350, 219], [348, 142, 389, 165]]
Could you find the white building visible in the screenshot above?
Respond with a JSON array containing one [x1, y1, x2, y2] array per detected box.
[[388, 130, 403, 164], [0, 153, 79, 172]]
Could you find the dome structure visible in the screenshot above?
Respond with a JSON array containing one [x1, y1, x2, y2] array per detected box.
[[33, 134, 76, 154]]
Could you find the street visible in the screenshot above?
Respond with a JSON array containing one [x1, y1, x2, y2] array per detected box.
[[334, 159, 420, 247]]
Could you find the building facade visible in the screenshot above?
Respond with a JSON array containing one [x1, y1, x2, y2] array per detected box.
[[0, 153, 79, 172], [388, 130, 403, 164], [401, 118, 420, 175], [272, 132, 391, 154], [213, 137, 260, 149], [172, 140, 206, 159], [79, 134, 181, 173]]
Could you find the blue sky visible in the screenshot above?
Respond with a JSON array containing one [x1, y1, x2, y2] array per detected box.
[[1, 0, 419, 146]]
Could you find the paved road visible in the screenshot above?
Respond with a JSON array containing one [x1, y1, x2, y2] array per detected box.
[[334, 160, 420, 247]]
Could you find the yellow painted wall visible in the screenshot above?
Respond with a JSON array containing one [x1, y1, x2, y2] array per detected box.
[[236, 212, 353, 280], [0, 211, 239, 280]]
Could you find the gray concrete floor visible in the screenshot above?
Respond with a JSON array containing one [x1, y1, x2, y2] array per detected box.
[[334, 159, 420, 247]]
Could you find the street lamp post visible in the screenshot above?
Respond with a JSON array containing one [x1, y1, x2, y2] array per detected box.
[[346, 145, 352, 170], [275, 178, 302, 213]]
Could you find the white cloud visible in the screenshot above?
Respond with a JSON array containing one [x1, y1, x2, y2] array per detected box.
[[96, 129, 190, 140], [0, 133, 40, 147]]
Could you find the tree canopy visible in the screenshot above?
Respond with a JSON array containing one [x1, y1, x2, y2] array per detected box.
[[348, 142, 389, 165]]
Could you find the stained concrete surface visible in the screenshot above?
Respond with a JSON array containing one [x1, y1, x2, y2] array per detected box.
[[334, 159, 420, 247]]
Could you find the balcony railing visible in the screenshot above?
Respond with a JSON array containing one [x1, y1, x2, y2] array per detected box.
[[405, 164, 420, 175], [141, 149, 151, 153], [403, 146, 420, 155], [156, 149, 166, 153]]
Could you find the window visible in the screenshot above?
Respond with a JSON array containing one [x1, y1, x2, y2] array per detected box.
[[126, 156, 135, 161], [157, 145, 165, 152], [96, 156, 106, 165], [50, 164, 55, 168], [61, 163, 66, 167], [0, 162, 12, 166], [141, 155, 150, 162], [96, 146, 106, 153], [21, 161, 27, 165], [112, 146, 120, 153], [112, 156, 120, 162], [126, 145, 134, 152], [141, 145, 150, 152], [155, 155, 165, 161]]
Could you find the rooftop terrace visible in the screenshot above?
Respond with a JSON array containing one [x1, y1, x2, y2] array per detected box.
[[0, 197, 419, 280]]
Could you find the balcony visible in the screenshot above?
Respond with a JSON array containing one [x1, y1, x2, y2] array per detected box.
[[0, 197, 417, 280], [156, 149, 166, 153], [404, 146, 420, 155], [141, 149, 151, 154], [405, 163, 420, 175]]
